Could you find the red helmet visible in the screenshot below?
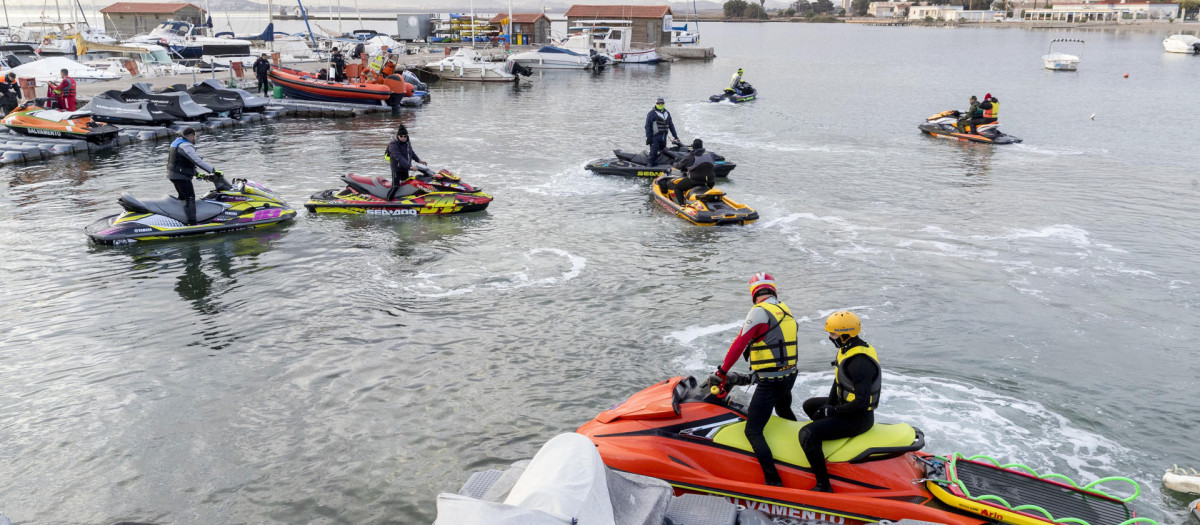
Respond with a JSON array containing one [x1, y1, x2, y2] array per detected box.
[[748, 272, 776, 299]]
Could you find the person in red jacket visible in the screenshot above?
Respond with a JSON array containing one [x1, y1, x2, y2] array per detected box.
[[49, 69, 77, 111]]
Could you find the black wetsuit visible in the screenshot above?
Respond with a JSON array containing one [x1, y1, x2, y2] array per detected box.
[[799, 338, 880, 490], [665, 148, 716, 205], [0, 80, 21, 115], [252, 57, 271, 95], [385, 138, 429, 201], [331, 52, 347, 82], [167, 137, 216, 225]]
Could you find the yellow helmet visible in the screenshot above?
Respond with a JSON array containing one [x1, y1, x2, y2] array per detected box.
[[825, 311, 860, 338]]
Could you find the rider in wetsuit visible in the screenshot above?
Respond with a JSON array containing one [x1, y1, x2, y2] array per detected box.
[[385, 124, 434, 201], [166, 128, 221, 225], [661, 138, 716, 205]]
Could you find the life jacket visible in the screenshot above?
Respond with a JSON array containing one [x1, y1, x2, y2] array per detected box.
[[651, 109, 670, 136], [983, 101, 998, 119], [686, 150, 716, 185], [59, 77, 76, 97], [832, 343, 881, 411], [167, 137, 198, 180], [743, 301, 798, 380]]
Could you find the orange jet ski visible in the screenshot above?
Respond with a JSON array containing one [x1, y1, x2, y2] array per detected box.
[[578, 376, 1156, 525], [3, 102, 119, 143]]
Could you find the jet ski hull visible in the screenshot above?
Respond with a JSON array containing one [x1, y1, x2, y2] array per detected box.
[[84, 92, 178, 126], [305, 189, 492, 215], [2, 106, 119, 143], [652, 175, 757, 226], [586, 145, 736, 178], [710, 85, 757, 103], [919, 123, 1022, 144], [85, 178, 295, 244]]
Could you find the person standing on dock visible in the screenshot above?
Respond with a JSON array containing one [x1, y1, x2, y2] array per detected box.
[[168, 128, 221, 226], [0, 73, 21, 115], [50, 69, 77, 111], [253, 53, 272, 96], [644, 97, 680, 165], [330, 48, 347, 82]]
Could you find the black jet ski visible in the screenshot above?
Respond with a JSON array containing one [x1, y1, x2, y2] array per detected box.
[[116, 83, 213, 121], [710, 81, 757, 103], [83, 90, 178, 126], [585, 140, 737, 178], [162, 79, 270, 116], [919, 110, 1022, 144], [85, 175, 296, 244], [652, 174, 758, 226], [305, 170, 492, 216]]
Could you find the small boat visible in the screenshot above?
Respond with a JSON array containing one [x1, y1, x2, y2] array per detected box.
[[509, 45, 597, 70], [423, 48, 531, 82], [652, 175, 757, 226], [562, 22, 662, 64], [2, 102, 119, 143], [127, 20, 253, 66], [1163, 34, 1200, 54], [1042, 38, 1083, 71], [267, 66, 394, 105], [6, 56, 121, 84]]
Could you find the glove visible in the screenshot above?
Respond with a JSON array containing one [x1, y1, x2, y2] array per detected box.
[[726, 371, 751, 386], [704, 370, 727, 389], [814, 405, 835, 419], [212, 170, 223, 177], [645, 137, 651, 145]]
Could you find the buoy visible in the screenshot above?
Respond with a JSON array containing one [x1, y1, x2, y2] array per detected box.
[[1190, 498, 1200, 521], [1090, 114, 1095, 120], [1164, 465, 1200, 495], [1123, 73, 1129, 78]]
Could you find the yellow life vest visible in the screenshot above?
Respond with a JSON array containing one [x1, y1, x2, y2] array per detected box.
[[983, 101, 998, 119], [832, 343, 881, 411], [746, 301, 798, 380]]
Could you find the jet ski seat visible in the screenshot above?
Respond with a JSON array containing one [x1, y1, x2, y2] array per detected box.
[[711, 418, 923, 467], [118, 193, 226, 223], [687, 187, 725, 203], [341, 173, 420, 200]]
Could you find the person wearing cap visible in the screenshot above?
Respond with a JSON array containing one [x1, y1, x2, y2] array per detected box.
[[644, 97, 680, 165], [729, 68, 745, 91], [706, 273, 799, 487], [167, 128, 221, 225], [253, 53, 272, 96], [798, 310, 881, 493], [0, 73, 21, 115], [330, 47, 347, 82], [660, 138, 716, 205], [384, 124, 433, 201], [980, 93, 998, 125], [958, 95, 984, 133]]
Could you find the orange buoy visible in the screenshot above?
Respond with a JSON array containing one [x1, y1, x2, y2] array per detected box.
[[1123, 73, 1129, 78]]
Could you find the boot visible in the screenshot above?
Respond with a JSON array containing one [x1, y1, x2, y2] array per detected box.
[[183, 199, 197, 225], [812, 480, 833, 493]]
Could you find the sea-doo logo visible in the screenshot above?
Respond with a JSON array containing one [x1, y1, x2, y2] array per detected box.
[[637, 171, 660, 176], [366, 208, 417, 216]]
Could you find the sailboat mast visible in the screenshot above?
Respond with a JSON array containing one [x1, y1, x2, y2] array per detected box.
[[507, 0, 512, 44], [3, 0, 9, 31], [266, 0, 273, 52], [336, 0, 341, 34], [352, 0, 361, 30]]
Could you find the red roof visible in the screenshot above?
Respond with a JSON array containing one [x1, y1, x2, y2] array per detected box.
[[100, 2, 201, 14], [564, 5, 673, 19], [488, 13, 551, 24]]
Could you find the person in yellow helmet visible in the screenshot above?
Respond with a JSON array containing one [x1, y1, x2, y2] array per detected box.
[[707, 272, 799, 487], [798, 310, 881, 493]]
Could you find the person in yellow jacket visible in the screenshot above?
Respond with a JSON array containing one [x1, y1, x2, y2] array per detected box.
[[799, 311, 882, 493], [708, 272, 799, 486]]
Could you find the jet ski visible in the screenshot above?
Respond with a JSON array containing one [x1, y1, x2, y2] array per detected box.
[[652, 174, 757, 226], [85, 175, 295, 244], [710, 81, 756, 103], [585, 141, 736, 178], [2, 101, 119, 143], [578, 376, 1157, 525], [162, 79, 269, 116], [305, 169, 492, 215], [83, 90, 178, 126], [115, 83, 213, 121], [919, 110, 1022, 144]]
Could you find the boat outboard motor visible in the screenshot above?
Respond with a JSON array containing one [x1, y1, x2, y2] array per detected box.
[[505, 59, 533, 77], [401, 70, 427, 91], [589, 49, 610, 68]]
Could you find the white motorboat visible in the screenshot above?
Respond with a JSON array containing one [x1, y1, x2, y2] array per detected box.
[[81, 44, 198, 77], [424, 48, 526, 82], [562, 22, 661, 64], [1042, 38, 1083, 71], [127, 20, 253, 66], [509, 45, 594, 70], [7, 56, 121, 84], [1163, 34, 1200, 54]]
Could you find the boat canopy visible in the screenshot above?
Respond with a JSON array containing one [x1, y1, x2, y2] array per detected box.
[[536, 46, 584, 56]]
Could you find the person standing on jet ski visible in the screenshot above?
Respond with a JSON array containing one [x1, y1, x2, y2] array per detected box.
[[662, 138, 716, 205], [385, 124, 434, 201], [799, 310, 881, 493], [167, 128, 221, 225], [958, 95, 985, 133], [645, 97, 680, 165], [707, 273, 799, 487]]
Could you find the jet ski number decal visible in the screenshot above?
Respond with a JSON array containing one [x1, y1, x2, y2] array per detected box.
[[253, 208, 283, 220]]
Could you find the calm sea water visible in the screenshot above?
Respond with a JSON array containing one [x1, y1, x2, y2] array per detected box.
[[1, 21, 1198, 525]]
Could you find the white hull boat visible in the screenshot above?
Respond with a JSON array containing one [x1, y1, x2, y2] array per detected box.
[[510, 46, 592, 70], [1042, 38, 1083, 71], [1163, 34, 1200, 54], [425, 48, 523, 82]]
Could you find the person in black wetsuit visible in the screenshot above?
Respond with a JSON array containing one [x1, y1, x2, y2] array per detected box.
[[660, 138, 716, 205], [384, 124, 433, 201], [167, 128, 221, 225], [798, 310, 881, 493], [330, 47, 347, 82], [252, 53, 272, 95], [644, 97, 680, 165], [0, 73, 21, 115]]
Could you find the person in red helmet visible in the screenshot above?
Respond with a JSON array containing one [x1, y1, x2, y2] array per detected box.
[[707, 272, 799, 486]]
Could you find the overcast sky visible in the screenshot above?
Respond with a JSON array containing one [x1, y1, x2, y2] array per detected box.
[[5, 0, 791, 11]]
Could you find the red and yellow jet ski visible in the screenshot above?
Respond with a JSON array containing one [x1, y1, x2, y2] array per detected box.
[[3, 101, 119, 143], [578, 376, 1155, 525], [305, 170, 492, 215]]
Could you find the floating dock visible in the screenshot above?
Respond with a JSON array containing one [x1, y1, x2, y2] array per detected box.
[[658, 46, 716, 60]]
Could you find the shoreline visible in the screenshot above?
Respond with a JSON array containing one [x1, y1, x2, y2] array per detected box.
[[698, 16, 1200, 33]]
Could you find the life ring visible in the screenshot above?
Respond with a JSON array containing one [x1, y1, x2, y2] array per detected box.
[[42, 37, 51, 46]]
